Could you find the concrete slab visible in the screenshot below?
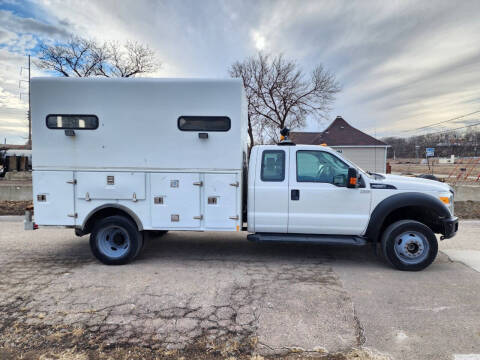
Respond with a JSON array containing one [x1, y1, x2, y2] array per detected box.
[[332, 253, 480, 360], [0, 215, 23, 221], [0, 182, 32, 201], [442, 250, 480, 272], [440, 220, 480, 272]]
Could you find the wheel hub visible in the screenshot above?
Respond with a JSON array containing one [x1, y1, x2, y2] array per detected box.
[[112, 233, 126, 247], [97, 225, 131, 259], [394, 231, 429, 264]]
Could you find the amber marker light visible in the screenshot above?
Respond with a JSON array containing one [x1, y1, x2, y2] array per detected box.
[[439, 196, 450, 205]]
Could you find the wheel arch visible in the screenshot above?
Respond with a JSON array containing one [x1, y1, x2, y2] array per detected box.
[[79, 204, 144, 235], [366, 192, 450, 243]]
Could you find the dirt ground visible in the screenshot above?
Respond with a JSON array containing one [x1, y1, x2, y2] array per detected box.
[[0, 200, 32, 215], [1, 200, 479, 219], [0, 344, 386, 360], [452, 201, 480, 219], [390, 158, 480, 184], [390, 158, 456, 176]]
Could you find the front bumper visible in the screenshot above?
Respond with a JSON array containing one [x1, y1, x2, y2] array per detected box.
[[441, 216, 458, 239]]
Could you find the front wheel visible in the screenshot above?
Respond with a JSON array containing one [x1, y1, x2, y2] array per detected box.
[[381, 220, 438, 271], [90, 215, 143, 265]]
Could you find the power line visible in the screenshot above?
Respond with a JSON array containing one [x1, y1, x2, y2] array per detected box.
[[416, 120, 480, 137], [403, 110, 480, 133]]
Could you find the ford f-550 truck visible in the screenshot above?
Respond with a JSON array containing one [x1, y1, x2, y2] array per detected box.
[[28, 77, 458, 271]]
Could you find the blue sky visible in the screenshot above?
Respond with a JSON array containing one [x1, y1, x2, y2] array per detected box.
[[1, 0, 480, 144]]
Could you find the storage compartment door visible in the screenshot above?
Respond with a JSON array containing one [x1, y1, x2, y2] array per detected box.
[[76, 172, 145, 200], [151, 173, 201, 229], [33, 171, 75, 226], [204, 174, 238, 230]]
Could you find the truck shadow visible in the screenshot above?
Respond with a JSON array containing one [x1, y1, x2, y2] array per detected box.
[[138, 231, 385, 268]]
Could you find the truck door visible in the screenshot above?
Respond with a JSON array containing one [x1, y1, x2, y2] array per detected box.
[[287, 148, 371, 235], [253, 148, 289, 233]]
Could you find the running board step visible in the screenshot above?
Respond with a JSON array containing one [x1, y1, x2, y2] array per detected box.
[[247, 233, 367, 246]]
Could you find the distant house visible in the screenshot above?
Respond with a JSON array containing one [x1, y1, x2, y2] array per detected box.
[[290, 116, 389, 173]]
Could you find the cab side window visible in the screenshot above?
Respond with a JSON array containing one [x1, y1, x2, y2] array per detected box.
[[261, 150, 285, 182], [297, 150, 349, 186]]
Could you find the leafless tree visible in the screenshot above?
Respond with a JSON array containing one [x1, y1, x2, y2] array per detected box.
[[230, 53, 340, 149], [37, 37, 159, 77]]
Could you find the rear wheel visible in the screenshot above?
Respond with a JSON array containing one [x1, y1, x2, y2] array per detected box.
[[90, 215, 143, 265], [381, 220, 438, 271]]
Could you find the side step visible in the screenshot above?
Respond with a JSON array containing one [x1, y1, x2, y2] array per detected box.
[[247, 233, 367, 246]]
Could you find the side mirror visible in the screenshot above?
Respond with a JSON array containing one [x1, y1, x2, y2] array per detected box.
[[347, 167, 358, 188]]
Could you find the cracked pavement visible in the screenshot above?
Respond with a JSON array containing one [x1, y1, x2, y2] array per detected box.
[[0, 218, 479, 359]]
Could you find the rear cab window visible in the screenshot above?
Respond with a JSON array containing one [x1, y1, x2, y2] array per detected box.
[[261, 150, 285, 182]]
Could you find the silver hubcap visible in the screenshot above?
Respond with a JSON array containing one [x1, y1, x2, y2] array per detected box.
[[97, 225, 130, 259], [394, 231, 429, 264]]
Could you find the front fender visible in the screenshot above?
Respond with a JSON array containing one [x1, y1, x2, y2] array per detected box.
[[365, 192, 451, 242]]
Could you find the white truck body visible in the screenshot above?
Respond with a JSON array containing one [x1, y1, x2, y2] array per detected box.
[[31, 77, 247, 231], [30, 77, 458, 270]]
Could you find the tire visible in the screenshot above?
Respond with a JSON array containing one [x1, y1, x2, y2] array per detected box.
[[381, 220, 438, 271], [90, 215, 143, 265]]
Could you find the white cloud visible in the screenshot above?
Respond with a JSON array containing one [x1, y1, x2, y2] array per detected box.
[[1, 0, 480, 143]]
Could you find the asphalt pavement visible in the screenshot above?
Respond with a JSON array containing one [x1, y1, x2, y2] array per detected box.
[[0, 217, 479, 359]]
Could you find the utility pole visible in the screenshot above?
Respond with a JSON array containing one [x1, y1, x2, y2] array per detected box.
[[28, 55, 31, 147], [20, 55, 31, 147]]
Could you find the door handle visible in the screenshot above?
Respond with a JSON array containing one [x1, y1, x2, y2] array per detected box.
[[291, 189, 300, 200]]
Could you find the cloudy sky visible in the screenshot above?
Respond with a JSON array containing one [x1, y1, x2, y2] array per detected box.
[[1, 0, 480, 144]]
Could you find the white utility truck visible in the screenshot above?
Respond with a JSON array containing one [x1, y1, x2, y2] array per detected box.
[[29, 77, 458, 271]]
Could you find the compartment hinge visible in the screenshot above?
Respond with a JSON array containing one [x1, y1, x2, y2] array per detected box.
[[193, 215, 203, 220], [230, 181, 239, 187], [193, 181, 203, 186], [66, 179, 77, 185]]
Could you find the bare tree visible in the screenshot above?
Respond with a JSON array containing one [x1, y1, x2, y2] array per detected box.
[[229, 58, 259, 154], [37, 37, 159, 77], [230, 53, 340, 149]]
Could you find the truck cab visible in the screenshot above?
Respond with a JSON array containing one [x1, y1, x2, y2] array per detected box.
[[247, 143, 458, 271]]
